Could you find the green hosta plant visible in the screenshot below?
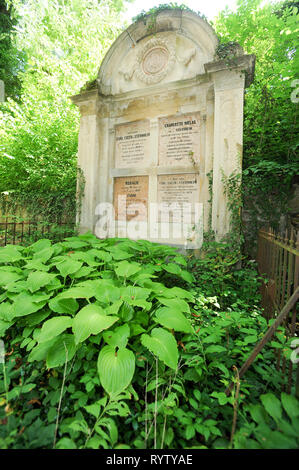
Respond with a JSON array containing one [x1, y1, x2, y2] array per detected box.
[[0, 233, 195, 448], [1, 234, 293, 450]]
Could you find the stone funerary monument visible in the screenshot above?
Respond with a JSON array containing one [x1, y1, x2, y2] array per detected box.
[[71, 9, 255, 248]]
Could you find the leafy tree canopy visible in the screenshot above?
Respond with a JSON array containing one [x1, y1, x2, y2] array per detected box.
[[0, 0, 130, 220]]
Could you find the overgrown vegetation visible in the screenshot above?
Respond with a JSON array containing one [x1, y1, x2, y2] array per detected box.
[[0, 0, 298, 449], [0, 235, 298, 449], [0, 0, 127, 222], [214, 0, 299, 250], [132, 2, 207, 25], [0, 0, 24, 99], [0, 0, 298, 241]]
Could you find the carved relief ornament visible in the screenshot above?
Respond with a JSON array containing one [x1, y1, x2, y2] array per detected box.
[[134, 37, 176, 85]]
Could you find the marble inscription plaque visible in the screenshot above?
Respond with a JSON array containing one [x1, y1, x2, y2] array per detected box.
[[157, 174, 199, 222], [114, 176, 149, 221], [158, 113, 200, 166], [115, 120, 150, 168]]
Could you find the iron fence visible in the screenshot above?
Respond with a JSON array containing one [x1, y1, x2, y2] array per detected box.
[[256, 227, 299, 396], [0, 217, 75, 247]]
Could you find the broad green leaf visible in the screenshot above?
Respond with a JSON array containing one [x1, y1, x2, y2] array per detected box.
[[157, 297, 190, 313], [20, 383, 36, 393], [210, 392, 229, 405], [107, 300, 123, 315], [154, 307, 193, 333], [56, 259, 83, 277], [108, 249, 134, 260], [115, 261, 141, 278], [97, 346, 135, 396], [120, 286, 151, 301], [46, 334, 76, 368], [13, 292, 48, 317], [24, 260, 50, 272], [0, 302, 14, 322], [130, 323, 146, 336], [244, 335, 258, 344], [68, 251, 98, 267], [209, 362, 229, 377], [72, 266, 95, 278], [202, 334, 221, 344], [25, 311, 51, 327], [0, 270, 22, 287], [162, 262, 194, 282], [26, 271, 57, 293], [141, 328, 178, 370], [94, 280, 120, 304], [5, 280, 28, 293], [72, 304, 119, 344], [173, 255, 187, 266], [33, 247, 54, 263], [48, 296, 79, 315], [205, 345, 227, 354], [28, 338, 57, 362], [247, 404, 268, 424], [119, 286, 152, 308], [180, 270, 194, 283], [256, 429, 297, 449], [162, 263, 182, 276], [118, 302, 134, 322], [102, 418, 118, 446], [0, 319, 12, 337], [185, 424, 195, 440], [57, 285, 95, 299], [0, 246, 23, 263], [261, 393, 282, 422], [103, 324, 130, 349], [56, 438, 77, 449], [84, 402, 102, 419], [163, 286, 194, 301], [89, 249, 112, 263], [30, 239, 52, 252], [281, 392, 299, 420], [38, 316, 73, 343]]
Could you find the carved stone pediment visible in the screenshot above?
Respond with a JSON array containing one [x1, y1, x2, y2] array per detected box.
[[135, 36, 176, 85]]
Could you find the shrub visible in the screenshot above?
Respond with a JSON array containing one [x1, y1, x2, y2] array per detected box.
[[0, 234, 297, 449]]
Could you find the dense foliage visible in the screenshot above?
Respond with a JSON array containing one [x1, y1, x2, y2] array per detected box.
[[0, 235, 298, 449], [214, 0, 299, 246], [0, 0, 24, 99], [0, 0, 298, 241], [0, 0, 129, 221]]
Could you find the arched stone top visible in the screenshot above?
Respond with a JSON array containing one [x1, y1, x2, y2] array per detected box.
[[97, 10, 219, 96]]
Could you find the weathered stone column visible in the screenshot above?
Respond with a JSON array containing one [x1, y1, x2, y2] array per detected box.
[[205, 54, 255, 240], [71, 90, 101, 233]]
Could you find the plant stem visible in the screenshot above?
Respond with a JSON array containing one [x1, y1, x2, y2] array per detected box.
[[154, 357, 158, 449], [229, 366, 240, 448], [53, 342, 68, 449], [144, 360, 149, 449], [84, 399, 110, 448]]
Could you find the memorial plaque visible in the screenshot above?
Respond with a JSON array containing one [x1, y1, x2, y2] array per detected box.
[[158, 113, 200, 166], [115, 120, 150, 168], [114, 176, 149, 221], [157, 174, 199, 222]]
